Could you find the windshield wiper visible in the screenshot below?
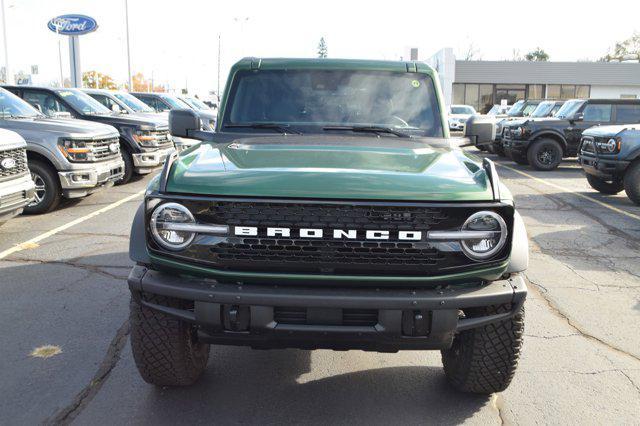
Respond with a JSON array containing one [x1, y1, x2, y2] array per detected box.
[[322, 125, 410, 138], [224, 123, 303, 135]]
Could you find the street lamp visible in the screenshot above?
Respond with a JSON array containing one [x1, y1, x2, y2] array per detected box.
[[124, 0, 132, 90]]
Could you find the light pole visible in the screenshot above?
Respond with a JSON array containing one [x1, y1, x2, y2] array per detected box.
[[124, 0, 132, 90], [0, 0, 12, 84], [217, 33, 221, 99]]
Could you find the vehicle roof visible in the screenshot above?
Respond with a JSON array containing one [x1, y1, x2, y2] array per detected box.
[[230, 57, 437, 75], [2, 85, 65, 92]]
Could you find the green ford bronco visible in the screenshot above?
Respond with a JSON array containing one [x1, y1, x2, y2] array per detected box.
[[127, 58, 529, 394]]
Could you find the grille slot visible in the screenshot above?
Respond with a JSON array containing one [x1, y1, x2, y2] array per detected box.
[[151, 130, 172, 148], [0, 190, 27, 206], [0, 148, 28, 180], [274, 307, 378, 326]]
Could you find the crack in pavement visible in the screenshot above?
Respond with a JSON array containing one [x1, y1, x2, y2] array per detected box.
[[525, 333, 580, 339], [5, 257, 129, 281], [525, 274, 640, 364], [45, 320, 130, 425], [619, 371, 640, 394]]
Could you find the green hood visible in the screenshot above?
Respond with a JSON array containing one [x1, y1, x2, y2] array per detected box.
[[166, 135, 493, 201]]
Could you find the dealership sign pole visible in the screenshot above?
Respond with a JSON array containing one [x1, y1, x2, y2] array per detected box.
[[47, 15, 98, 87]]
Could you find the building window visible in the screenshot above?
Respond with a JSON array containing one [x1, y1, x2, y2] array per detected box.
[[464, 84, 479, 110], [453, 83, 465, 105], [528, 84, 544, 99], [495, 84, 526, 107], [479, 84, 493, 114], [546, 84, 590, 100]]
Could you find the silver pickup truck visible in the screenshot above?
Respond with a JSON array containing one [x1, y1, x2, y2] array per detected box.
[[0, 128, 35, 224], [0, 88, 124, 214]]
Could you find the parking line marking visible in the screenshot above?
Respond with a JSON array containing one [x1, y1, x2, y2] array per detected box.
[[496, 163, 640, 222], [0, 190, 145, 261]]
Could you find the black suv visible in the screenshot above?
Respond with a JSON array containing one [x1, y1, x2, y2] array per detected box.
[[489, 100, 543, 156], [3, 86, 174, 184], [502, 99, 640, 170]]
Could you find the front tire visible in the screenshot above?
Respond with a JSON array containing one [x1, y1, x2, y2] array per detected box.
[[24, 161, 61, 215], [586, 174, 623, 195], [116, 149, 134, 185], [624, 161, 640, 205], [527, 138, 563, 171], [130, 295, 210, 387], [442, 304, 524, 394]]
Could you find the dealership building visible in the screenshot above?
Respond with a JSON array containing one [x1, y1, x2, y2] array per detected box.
[[427, 48, 640, 113]]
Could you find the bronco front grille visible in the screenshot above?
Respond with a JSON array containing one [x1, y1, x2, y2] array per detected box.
[[0, 148, 28, 180], [147, 198, 514, 277]]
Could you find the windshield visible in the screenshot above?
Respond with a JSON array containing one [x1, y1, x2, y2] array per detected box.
[[0, 88, 42, 118], [56, 89, 111, 115], [530, 101, 555, 118], [114, 92, 155, 113], [160, 94, 191, 109], [450, 106, 475, 115], [184, 97, 210, 110], [507, 100, 525, 116], [555, 100, 585, 119], [223, 69, 444, 137]]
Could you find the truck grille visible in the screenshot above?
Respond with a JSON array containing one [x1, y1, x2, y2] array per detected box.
[[274, 307, 378, 326], [0, 148, 28, 180], [82, 137, 120, 161], [151, 130, 172, 148], [149, 199, 514, 277]]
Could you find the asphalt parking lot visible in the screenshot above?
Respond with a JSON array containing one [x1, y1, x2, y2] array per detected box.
[[1, 151, 639, 425]]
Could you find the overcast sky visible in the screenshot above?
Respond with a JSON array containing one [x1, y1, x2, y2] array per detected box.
[[2, 0, 638, 97]]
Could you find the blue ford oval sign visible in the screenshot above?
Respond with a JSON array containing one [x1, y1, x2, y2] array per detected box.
[[48, 14, 98, 36]]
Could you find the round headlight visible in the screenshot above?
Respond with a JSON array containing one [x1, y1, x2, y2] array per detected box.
[[460, 211, 507, 260], [605, 138, 617, 152], [150, 202, 196, 250]]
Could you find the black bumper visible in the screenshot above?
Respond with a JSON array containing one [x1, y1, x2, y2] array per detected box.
[[128, 265, 527, 352], [502, 138, 529, 156], [578, 153, 629, 180]]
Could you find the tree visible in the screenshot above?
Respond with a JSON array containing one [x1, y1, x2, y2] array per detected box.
[[601, 32, 640, 62], [317, 37, 328, 58], [129, 72, 166, 92], [525, 48, 550, 62], [511, 49, 524, 61], [462, 42, 481, 61], [82, 70, 118, 89]]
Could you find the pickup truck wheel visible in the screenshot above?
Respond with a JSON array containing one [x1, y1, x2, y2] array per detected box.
[[441, 304, 524, 394], [586, 174, 623, 195], [23, 161, 61, 215], [527, 138, 563, 171], [624, 161, 640, 205], [130, 295, 210, 387], [116, 150, 134, 185]]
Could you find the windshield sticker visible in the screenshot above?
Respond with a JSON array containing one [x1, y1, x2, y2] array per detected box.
[[411, 80, 421, 88], [59, 91, 73, 97]]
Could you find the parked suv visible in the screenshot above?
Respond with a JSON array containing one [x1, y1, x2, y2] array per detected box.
[[502, 99, 640, 170], [0, 129, 35, 224], [132, 92, 216, 131], [489, 100, 543, 156], [3, 86, 173, 184], [84, 89, 197, 152], [578, 123, 640, 204], [0, 88, 124, 213], [127, 58, 529, 394]]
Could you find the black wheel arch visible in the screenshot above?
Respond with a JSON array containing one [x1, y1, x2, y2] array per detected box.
[[529, 130, 568, 154], [130, 202, 151, 264]]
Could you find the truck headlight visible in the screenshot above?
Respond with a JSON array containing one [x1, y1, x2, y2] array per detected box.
[[512, 127, 528, 139], [133, 130, 158, 147], [58, 139, 94, 162], [597, 137, 620, 153], [460, 211, 507, 260], [150, 202, 196, 250]]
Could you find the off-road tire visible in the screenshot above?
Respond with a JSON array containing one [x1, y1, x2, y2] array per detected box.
[[116, 149, 134, 185], [624, 161, 640, 205], [130, 294, 210, 387], [527, 138, 563, 171], [586, 174, 623, 195], [441, 304, 525, 394], [494, 143, 506, 157], [24, 161, 61, 215], [510, 150, 529, 165]]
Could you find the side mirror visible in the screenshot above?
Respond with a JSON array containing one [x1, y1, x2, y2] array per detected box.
[[572, 112, 584, 122], [34, 104, 43, 113], [111, 103, 122, 113], [169, 108, 203, 139], [464, 115, 496, 147]]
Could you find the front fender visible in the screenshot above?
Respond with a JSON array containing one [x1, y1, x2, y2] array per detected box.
[[129, 202, 151, 264], [506, 210, 528, 273], [529, 129, 567, 147]]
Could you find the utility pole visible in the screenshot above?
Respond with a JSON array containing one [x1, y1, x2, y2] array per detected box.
[[124, 0, 132, 90], [1, 0, 11, 84], [57, 27, 64, 86]]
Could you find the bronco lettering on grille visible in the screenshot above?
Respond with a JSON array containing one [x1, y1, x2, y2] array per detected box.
[[234, 226, 422, 241]]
